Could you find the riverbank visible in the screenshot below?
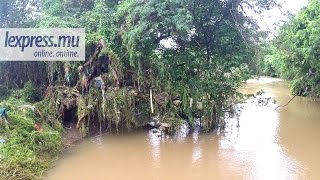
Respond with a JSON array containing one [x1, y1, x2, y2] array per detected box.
[[0, 76, 261, 179], [0, 95, 63, 180], [0, 86, 169, 179], [46, 77, 320, 180]]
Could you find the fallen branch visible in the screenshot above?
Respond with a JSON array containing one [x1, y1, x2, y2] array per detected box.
[[275, 95, 296, 110]]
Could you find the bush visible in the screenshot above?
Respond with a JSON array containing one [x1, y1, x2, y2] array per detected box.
[[22, 81, 42, 102], [0, 85, 11, 100], [0, 98, 62, 180]]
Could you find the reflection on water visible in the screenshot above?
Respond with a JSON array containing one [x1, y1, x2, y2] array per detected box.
[[148, 130, 161, 168], [191, 129, 201, 165], [46, 77, 320, 180], [220, 87, 302, 180]]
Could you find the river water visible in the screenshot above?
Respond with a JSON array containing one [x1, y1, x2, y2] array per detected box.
[[46, 77, 320, 180]]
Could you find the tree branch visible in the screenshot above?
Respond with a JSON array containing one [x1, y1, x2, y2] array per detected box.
[[275, 95, 296, 110]]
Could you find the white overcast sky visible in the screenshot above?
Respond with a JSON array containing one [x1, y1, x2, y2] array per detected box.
[[258, 0, 309, 35]]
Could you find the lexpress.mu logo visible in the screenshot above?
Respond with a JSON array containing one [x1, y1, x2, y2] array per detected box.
[[0, 28, 85, 61], [4, 31, 80, 52]]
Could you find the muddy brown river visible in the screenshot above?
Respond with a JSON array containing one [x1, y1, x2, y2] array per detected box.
[[46, 77, 320, 180]]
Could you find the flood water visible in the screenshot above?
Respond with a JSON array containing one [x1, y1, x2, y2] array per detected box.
[[46, 77, 320, 180]]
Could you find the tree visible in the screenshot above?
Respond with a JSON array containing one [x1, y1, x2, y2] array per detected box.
[[111, 0, 277, 129], [0, 0, 46, 90], [0, 0, 279, 130], [265, 0, 320, 96]]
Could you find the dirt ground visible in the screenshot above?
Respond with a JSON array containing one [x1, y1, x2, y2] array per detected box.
[[62, 123, 81, 148]]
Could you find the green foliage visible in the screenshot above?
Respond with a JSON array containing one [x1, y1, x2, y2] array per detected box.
[[0, 0, 39, 28], [0, 0, 283, 177], [0, 85, 11, 100], [0, 97, 62, 180], [27, 0, 278, 132], [263, 0, 320, 96], [111, 0, 261, 129], [22, 81, 41, 102]]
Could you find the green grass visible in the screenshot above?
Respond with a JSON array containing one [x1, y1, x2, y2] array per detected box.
[[0, 97, 63, 180]]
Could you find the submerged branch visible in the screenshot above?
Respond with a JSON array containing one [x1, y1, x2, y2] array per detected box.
[[275, 95, 296, 110]]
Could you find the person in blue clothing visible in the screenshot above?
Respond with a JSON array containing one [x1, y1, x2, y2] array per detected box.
[[0, 108, 9, 125]]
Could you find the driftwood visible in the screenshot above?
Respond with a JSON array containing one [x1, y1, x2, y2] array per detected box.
[[75, 39, 120, 93], [57, 39, 124, 131], [275, 95, 296, 110]]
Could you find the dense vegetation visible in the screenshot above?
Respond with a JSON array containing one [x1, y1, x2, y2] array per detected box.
[[261, 0, 320, 97], [0, 0, 279, 179], [0, 87, 62, 179]]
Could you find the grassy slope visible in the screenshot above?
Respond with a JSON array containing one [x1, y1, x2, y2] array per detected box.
[[0, 96, 63, 180]]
